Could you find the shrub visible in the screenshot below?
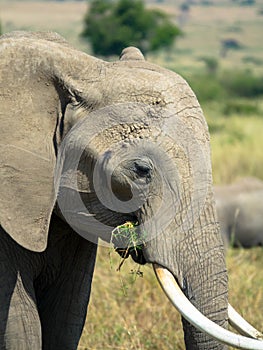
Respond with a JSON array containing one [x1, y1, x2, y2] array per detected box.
[[82, 0, 181, 56], [198, 56, 219, 75], [187, 74, 225, 102], [242, 56, 263, 66], [223, 99, 260, 116], [221, 70, 263, 98], [240, 0, 255, 5]]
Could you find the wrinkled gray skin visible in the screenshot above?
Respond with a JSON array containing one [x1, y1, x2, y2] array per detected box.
[[215, 177, 263, 248], [0, 32, 228, 350]]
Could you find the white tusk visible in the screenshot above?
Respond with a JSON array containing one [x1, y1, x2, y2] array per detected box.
[[153, 263, 263, 350], [228, 304, 263, 340]]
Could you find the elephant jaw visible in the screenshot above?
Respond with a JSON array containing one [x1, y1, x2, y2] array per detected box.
[[153, 264, 263, 350]]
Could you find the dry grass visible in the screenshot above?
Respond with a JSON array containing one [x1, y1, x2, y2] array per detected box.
[[0, 1, 88, 50], [0, 2, 85, 29], [206, 110, 263, 184], [78, 246, 184, 350], [78, 246, 263, 350], [227, 248, 263, 332]]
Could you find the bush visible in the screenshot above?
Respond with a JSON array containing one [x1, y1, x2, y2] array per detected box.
[[82, 0, 181, 56], [242, 56, 263, 66], [182, 69, 263, 105], [198, 56, 219, 75], [223, 99, 260, 116], [186, 74, 225, 102], [221, 70, 263, 98], [240, 0, 255, 5]]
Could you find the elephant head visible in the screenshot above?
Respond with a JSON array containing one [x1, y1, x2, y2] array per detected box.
[[215, 177, 263, 248], [0, 32, 262, 350]]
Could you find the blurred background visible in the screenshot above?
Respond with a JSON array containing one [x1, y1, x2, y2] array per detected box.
[[1, 1, 262, 349]]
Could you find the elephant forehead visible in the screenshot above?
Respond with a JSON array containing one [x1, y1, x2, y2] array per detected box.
[[66, 103, 208, 170], [90, 123, 156, 147], [104, 63, 195, 108]]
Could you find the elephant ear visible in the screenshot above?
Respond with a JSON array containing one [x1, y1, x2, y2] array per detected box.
[[0, 33, 63, 251]]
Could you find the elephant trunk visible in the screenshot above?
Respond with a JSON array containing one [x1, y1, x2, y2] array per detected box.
[[142, 198, 228, 350], [180, 233, 228, 350]]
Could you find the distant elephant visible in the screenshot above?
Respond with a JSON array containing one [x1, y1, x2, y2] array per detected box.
[[0, 32, 262, 350], [215, 177, 263, 248]]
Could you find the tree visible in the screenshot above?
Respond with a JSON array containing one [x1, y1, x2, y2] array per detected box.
[[199, 56, 219, 75], [81, 0, 181, 56], [220, 38, 242, 58]]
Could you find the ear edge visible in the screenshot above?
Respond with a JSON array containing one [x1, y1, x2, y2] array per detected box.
[[0, 146, 57, 252]]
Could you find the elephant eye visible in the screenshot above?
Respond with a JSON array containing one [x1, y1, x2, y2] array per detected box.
[[134, 159, 153, 178], [69, 92, 83, 107]]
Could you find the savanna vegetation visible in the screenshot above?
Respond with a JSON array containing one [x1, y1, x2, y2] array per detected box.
[[77, 245, 263, 350], [0, 1, 262, 349], [81, 0, 181, 56], [185, 68, 263, 184]]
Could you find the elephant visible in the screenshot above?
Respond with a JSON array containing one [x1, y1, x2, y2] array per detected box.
[[215, 177, 263, 248], [0, 31, 262, 350]]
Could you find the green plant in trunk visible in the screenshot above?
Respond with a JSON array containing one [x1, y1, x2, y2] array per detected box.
[[111, 222, 146, 270], [109, 222, 145, 294]]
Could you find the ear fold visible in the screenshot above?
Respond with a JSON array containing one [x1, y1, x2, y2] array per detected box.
[[0, 33, 64, 251]]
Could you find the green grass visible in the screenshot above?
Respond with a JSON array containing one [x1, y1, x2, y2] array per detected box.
[[202, 102, 263, 184]]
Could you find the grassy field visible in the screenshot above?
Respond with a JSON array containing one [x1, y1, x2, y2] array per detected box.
[[78, 246, 263, 350], [0, 1, 88, 50], [1, 0, 263, 73], [205, 103, 263, 183], [1, 1, 262, 349]]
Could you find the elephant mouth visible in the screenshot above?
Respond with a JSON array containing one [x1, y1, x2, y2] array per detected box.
[[111, 221, 147, 265], [115, 246, 147, 265]]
